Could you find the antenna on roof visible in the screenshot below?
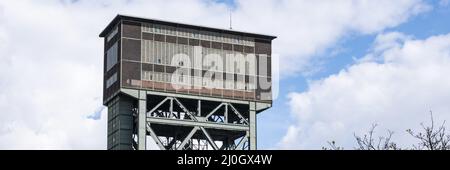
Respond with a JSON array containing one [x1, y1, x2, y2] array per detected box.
[[229, 7, 233, 30]]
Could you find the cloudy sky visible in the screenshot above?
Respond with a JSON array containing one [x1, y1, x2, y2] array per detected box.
[[0, 0, 450, 149]]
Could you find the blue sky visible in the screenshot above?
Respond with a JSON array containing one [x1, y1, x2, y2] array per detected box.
[[259, 0, 450, 149], [1, 0, 450, 149]]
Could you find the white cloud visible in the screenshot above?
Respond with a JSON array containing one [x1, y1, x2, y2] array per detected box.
[[280, 32, 450, 149], [233, 0, 430, 76], [0, 0, 433, 149]]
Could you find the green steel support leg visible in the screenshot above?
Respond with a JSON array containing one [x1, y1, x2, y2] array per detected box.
[[249, 102, 257, 150], [138, 90, 147, 150]]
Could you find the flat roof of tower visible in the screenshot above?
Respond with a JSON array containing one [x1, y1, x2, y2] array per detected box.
[[99, 14, 277, 40]]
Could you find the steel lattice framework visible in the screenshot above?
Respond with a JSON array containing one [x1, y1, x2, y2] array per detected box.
[[116, 89, 270, 150]]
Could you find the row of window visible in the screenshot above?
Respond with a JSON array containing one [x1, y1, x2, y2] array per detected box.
[[107, 97, 119, 120], [141, 71, 256, 91], [106, 26, 118, 42], [106, 73, 117, 88], [106, 42, 118, 71], [141, 40, 258, 76], [142, 23, 255, 46]]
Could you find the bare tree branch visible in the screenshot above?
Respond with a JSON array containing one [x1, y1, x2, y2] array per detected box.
[[323, 111, 449, 150], [407, 111, 450, 150], [322, 141, 344, 150], [353, 124, 399, 150]]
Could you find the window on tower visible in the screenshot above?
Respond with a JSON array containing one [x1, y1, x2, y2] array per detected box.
[[106, 42, 118, 71]]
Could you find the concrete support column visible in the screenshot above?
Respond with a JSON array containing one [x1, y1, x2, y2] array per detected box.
[[138, 90, 147, 150], [249, 102, 257, 150]]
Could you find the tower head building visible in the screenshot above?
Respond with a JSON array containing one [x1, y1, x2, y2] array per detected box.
[[100, 14, 276, 150]]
